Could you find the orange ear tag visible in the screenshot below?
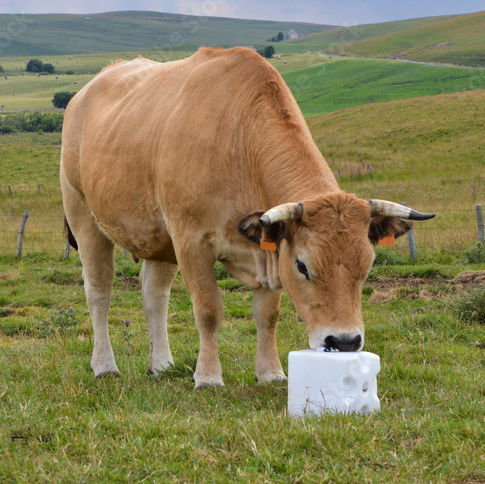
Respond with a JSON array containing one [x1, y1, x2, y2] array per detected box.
[[260, 235, 277, 251], [378, 234, 396, 246]]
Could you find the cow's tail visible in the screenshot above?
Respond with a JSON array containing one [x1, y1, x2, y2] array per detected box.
[[64, 216, 78, 251]]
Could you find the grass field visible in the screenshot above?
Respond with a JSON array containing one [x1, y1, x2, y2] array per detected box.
[[0, 50, 196, 111], [325, 10, 485, 68], [1, 249, 485, 482], [2, 50, 485, 115], [283, 58, 485, 116]]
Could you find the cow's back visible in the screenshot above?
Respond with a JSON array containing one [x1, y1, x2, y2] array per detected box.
[[61, 48, 331, 261]]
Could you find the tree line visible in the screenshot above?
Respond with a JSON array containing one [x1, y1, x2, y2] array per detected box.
[[0, 112, 64, 134]]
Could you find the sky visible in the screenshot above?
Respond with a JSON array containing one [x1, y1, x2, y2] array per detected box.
[[0, 0, 483, 26]]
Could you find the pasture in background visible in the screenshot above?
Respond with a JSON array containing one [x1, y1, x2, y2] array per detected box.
[[2, 51, 485, 113]]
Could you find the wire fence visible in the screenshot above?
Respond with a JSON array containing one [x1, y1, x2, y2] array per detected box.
[[1, 203, 484, 260]]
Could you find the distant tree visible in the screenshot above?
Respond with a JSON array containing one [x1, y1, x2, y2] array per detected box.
[[52, 91, 76, 109], [0, 126, 15, 135], [264, 46, 275, 59], [26, 59, 44, 73], [43, 63, 55, 74], [277, 32, 284, 41]]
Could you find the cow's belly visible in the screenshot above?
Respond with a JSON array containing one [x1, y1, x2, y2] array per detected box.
[[93, 210, 177, 263]]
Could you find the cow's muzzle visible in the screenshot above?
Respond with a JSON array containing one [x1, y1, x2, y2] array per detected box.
[[324, 334, 362, 352]]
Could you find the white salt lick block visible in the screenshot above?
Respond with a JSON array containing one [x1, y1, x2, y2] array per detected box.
[[288, 350, 380, 417]]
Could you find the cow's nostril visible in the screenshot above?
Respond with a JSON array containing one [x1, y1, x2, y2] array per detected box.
[[324, 335, 338, 350], [324, 334, 362, 352]]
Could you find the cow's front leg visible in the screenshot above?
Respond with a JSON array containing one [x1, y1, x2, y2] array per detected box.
[[253, 286, 286, 382], [141, 260, 179, 375], [177, 245, 224, 388]]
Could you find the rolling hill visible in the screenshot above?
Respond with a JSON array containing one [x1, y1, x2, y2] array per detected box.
[[275, 14, 456, 54], [282, 58, 485, 116], [0, 11, 335, 56], [323, 10, 485, 67]]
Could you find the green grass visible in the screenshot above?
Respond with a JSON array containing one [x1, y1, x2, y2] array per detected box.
[[0, 11, 334, 57], [0, 50, 197, 111], [3, 51, 485, 115], [283, 58, 485, 116], [0, 50, 195, 77], [1, 254, 485, 482], [325, 10, 485, 68], [0, 73, 92, 111], [307, 89, 485, 257]]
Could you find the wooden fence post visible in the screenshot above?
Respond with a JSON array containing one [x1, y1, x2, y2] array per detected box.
[[16, 210, 29, 257], [476, 204, 484, 244], [401, 202, 417, 260]]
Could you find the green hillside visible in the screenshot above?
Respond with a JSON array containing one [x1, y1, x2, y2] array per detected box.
[[307, 88, 485, 214], [324, 10, 485, 67], [1, 51, 485, 114], [0, 11, 335, 56], [274, 15, 456, 54], [283, 58, 485, 116]]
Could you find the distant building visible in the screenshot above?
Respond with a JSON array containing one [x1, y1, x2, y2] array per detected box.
[[285, 30, 299, 40]]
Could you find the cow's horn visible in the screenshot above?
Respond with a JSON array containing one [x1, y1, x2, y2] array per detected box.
[[369, 199, 435, 221], [259, 202, 304, 226]]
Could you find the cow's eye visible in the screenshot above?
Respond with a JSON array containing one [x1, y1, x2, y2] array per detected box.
[[296, 259, 310, 280]]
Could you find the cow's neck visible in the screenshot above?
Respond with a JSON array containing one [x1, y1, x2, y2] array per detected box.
[[257, 128, 340, 207]]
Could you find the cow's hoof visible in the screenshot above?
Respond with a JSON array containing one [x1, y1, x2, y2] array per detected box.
[[194, 375, 225, 389], [255, 372, 287, 383], [94, 370, 121, 378], [147, 361, 174, 377], [194, 381, 225, 390]]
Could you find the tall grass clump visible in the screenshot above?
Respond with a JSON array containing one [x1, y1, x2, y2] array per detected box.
[[455, 289, 485, 325], [37, 306, 80, 337], [461, 242, 485, 264], [373, 247, 406, 266]]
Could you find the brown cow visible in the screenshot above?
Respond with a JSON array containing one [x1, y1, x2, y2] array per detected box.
[[60, 47, 434, 387]]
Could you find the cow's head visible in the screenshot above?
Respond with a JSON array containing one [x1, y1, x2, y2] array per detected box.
[[238, 192, 434, 352]]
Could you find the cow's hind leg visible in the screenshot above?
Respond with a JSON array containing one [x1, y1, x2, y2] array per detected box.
[[81, 231, 117, 377], [253, 287, 286, 382], [62, 181, 118, 377], [84, 248, 118, 378], [140, 260, 179, 375]]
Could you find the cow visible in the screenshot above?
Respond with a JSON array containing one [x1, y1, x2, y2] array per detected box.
[[60, 47, 434, 388]]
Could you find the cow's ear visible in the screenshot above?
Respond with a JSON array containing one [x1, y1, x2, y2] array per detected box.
[[238, 212, 288, 246], [368, 217, 413, 245]]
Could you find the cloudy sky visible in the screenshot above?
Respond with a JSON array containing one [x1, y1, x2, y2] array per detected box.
[[0, 0, 483, 26]]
